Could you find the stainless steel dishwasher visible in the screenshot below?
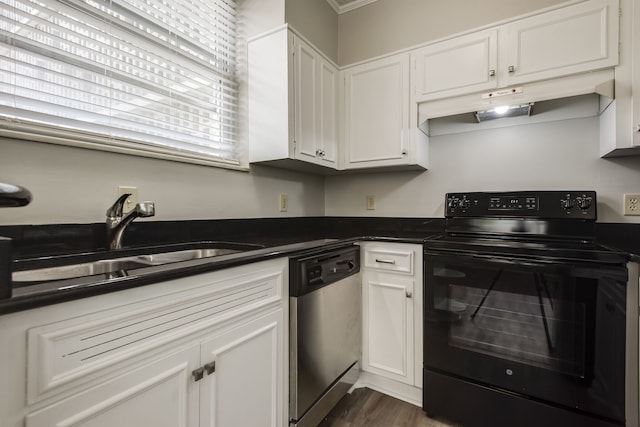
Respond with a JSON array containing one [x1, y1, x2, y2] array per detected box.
[[289, 244, 361, 427]]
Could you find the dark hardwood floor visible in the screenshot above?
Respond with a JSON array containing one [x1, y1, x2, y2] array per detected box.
[[317, 387, 461, 427]]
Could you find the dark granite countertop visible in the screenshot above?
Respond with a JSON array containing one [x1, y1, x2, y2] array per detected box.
[[2, 216, 639, 316], [0, 235, 427, 315]]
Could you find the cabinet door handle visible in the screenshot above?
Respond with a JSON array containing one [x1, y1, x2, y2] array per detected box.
[[375, 258, 396, 265], [192, 367, 205, 382], [489, 69, 496, 77], [204, 361, 216, 375], [508, 65, 515, 73], [406, 291, 413, 299]]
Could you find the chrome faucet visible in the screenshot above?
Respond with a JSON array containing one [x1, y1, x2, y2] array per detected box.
[[106, 194, 155, 250]]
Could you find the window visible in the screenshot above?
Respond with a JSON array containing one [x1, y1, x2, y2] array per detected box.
[[0, 0, 241, 169]]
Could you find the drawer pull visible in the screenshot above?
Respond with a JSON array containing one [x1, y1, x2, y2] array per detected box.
[[375, 258, 396, 265]]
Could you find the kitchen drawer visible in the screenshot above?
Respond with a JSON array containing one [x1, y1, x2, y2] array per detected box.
[[363, 247, 414, 274]]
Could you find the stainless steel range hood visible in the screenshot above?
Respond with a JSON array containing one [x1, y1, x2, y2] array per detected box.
[[417, 69, 614, 135]]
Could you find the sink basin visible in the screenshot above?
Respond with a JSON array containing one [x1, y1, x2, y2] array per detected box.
[[134, 248, 240, 264], [13, 259, 152, 282], [12, 242, 261, 284]]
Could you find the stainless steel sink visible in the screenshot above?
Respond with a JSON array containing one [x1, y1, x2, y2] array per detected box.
[[12, 243, 258, 284], [134, 248, 240, 265], [13, 259, 152, 282]]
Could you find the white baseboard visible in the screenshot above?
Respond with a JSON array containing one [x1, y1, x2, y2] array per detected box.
[[353, 371, 422, 407]]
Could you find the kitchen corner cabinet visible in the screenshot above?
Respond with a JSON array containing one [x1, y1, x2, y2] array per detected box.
[[360, 243, 423, 388], [249, 26, 338, 171], [0, 258, 288, 427], [600, 0, 640, 156], [342, 54, 428, 171], [413, 0, 619, 103]]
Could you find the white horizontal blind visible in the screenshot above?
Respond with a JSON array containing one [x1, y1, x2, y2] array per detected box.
[[0, 0, 240, 167]]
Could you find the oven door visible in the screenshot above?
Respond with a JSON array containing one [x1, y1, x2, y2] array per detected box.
[[423, 250, 627, 423]]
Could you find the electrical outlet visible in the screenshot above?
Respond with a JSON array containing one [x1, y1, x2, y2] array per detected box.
[[279, 193, 288, 212], [366, 195, 376, 210], [118, 186, 138, 214], [624, 193, 640, 216]]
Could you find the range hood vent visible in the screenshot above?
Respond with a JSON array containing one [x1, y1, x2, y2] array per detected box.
[[474, 103, 533, 122], [418, 69, 614, 134]]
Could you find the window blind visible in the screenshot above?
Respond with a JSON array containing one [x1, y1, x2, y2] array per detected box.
[[0, 0, 240, 167]]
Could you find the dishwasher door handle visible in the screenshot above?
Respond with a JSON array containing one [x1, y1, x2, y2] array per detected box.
[[331, 259, 356, 273]]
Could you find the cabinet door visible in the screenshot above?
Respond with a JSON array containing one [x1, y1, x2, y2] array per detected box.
[[293, 36, 319, 163], [199, 309, 284, 427], [502, 0, 619, 86], [317, 57, 338, 166], [343, 53, 410, 169], [25, 345, 200, 427], [413, 29, 498, 102], [362, 271, 414, 385], [632, 0, 640, 148], [293, 36, 338, 168]]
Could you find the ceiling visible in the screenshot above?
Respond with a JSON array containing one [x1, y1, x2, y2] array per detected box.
[[325, 0, 380, 14]]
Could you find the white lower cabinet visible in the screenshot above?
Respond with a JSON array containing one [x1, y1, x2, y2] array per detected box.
[[363, 271, 415, 384], [199, 310, 283, 427], [1, 258, 288, 427], [26, 344, 201, 427], [360, 243, 423, 402]]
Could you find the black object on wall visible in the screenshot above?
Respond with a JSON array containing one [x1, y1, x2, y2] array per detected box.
[[0, 183, 32, 207]]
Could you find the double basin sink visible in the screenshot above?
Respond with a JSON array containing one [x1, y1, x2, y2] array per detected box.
[[12, 242, 264, 284]]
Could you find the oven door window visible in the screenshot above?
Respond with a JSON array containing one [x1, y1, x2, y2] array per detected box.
[[424, 253, 627, 422]]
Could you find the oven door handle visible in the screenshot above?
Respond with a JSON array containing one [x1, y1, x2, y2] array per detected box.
[[424, 250, 577, 269]]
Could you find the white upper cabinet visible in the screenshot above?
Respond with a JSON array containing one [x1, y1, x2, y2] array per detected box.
[[413, 0, 619, 103], [249, 26, 338, 172], [599, 0, 640, 156], [413, 29, 498, 102], [501, 0, 619, 86], [342, 53, 428, 171], [632, 0, 640, 150], [293, 36, 338, 167]]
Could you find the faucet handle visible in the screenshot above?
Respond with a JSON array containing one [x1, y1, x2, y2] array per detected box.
[[106, 193, 131, 218], [136, 201, 155, 217]]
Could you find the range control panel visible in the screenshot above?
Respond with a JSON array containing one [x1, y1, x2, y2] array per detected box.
[[445, 191, 596, 219]]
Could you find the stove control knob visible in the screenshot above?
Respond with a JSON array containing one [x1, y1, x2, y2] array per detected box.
[[577, 196, 592, 210], [560, 197, 575, 210]]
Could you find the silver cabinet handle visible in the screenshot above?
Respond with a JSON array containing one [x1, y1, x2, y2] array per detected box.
[[508, 65, 515, 73], [375, 258, 396, 265], [489, 69, 496, 77], [192, 367, 205, 382], [406, 291, 413, 298], [204, 361, 216, 375]]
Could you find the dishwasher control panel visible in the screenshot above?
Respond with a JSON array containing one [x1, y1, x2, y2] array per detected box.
[[289, 245, 360, 297]]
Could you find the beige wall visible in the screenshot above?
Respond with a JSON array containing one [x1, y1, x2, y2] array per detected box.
[[338, 0, 569, 65], [286, 0, 339, 63], [0, 139, 324, 224], [325, 116, 640, 223]]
